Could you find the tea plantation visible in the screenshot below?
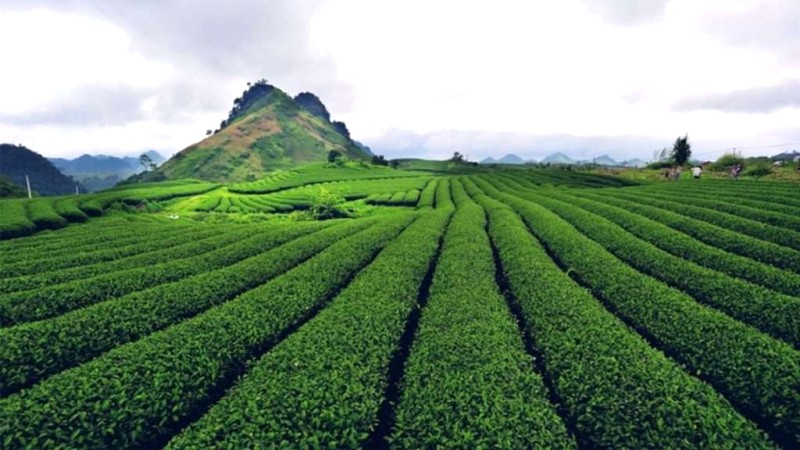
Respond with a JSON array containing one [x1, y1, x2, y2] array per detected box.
[[0, 167, 798, 449]]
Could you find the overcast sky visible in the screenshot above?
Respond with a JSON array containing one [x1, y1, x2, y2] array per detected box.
[[1, 0, 799, 161]]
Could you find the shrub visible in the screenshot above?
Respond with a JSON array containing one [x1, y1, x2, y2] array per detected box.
[[646, 160, 673, 170], [708, 153, 744, 172], [308, 187, 351, 220], [743, 162, 771, 177]]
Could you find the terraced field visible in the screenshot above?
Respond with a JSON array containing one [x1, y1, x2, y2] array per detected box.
[[0, 168, 798, 449]]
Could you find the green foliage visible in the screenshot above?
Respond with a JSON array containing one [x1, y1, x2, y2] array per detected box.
[[646, 159, 674, 170], [466, 178, 774, 448], [521, 185, 800, 346], [1, 169, 799, 448], [416, 179, 438, 208], [0, 176, 27, 198], [476, 176, 799, 446], [25, 199, 67, 230], [708, 153, 745, 172], [392, 181, 573, 448], [371, 154, 389, 166], [0, 222, 340, 397], [671, 134, 692, 165], [365, 189, 420, 207], [449, 151, 465, 163], [0, 200, 35, 239], [0, 218, 411, 449], [230, 162, 429, 195], [168, 212, 447, 448], [743, 162, 772, 177], [590, 190, 800, 272], [327, 149, 342, 163], [308, 187, 351, 220], [561, 189, 800, 297], [220, 78, 275, 130]]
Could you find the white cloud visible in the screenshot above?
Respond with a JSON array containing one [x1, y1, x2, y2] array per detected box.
[[1, 0, 799, 160], [0, 10, 172, 113]]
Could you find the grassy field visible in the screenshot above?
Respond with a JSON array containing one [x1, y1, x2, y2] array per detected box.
[[0, 164, 798, 448]]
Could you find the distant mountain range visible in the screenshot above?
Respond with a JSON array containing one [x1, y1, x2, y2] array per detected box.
[[49, 151, 165, 192], [480, 152, 647, 168], [0, 144, 83, 196]]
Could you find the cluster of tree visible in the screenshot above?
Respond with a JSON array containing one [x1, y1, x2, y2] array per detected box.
[[648, 135, 692, 169], [449, 151, 478, 166], [331, 121, 350, 139], [326, 150, 399, 169], [208, 79, 275, 135], [139, 153, 158, 172]]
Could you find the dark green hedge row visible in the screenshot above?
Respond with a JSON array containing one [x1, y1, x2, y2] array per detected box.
[[637, 190, 800, 233], [663, 188, 800, 218], [228, 164, 420, 194], [193, 195, 220, 212], [0, 226, 238, 294], [391, 180, 573, 449], [508, 184, 800, 348], [78, 199, 104, 217], [365, 189, 421, 207], [463, 178, 774, 448], [416, 179, 438, 209], [2, 223, 206, 278], [0, 201, 35, 240], [1, 221, 199, 268], [96, 181, 220, 206], [639, 182, 800, 209], [434, 178, 453, 210], [0, 223, 325, 326], [0, 215, 413, 449], [403, 189, 420, 205], [365, 193, 392, 205], [560, 189, 800, 297], [597, 190, 800, 271], [25, 199, 67, 230], [0, 221, 351, 397], [477, 176, 800, 447], [0, 218, 173, 257], [168, 210, 452, 448], [51, 197, 89, 223]]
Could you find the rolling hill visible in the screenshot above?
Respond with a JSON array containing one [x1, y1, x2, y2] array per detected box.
[[150, 80, 368, 182], [0, 144, 82, 196]]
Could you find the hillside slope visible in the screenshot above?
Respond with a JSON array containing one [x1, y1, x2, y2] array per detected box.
[[152, 81, 367, 182], [0, 144, 81, 196]]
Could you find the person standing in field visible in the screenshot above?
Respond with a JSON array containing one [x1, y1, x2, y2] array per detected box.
[[674, 166, 682, 180], [692, 166, 702, 179]]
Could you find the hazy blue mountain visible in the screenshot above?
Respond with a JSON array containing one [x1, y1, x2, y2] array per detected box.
[[592, 154, 618, 166], [542, 152, 576, 164], [480, 156, 497, 164], [623, 158, 647, 168], [497, 154, 525, 164], [49, 151, 165, 192]]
